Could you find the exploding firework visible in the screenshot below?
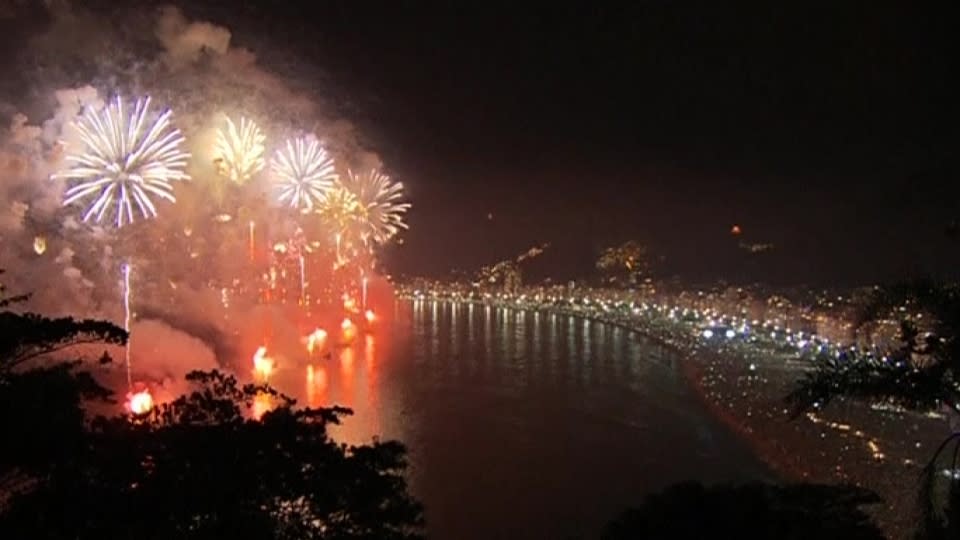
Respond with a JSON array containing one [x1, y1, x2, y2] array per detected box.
[[317, 186, 360, 265], [252, 346, 275, 380], [126, 387, 154, 415], [213, 116, 266, 183], [270, 136, 338, 211], [57, 96, 190, 228], [343, 169, 410, 245], [318, 185, 359, 232]]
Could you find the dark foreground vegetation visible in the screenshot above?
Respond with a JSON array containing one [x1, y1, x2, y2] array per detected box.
[[2, 272, 959, 538], [0, 273, 424, 539]]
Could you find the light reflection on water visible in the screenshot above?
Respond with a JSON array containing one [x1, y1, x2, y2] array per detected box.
[[268, 298, 767, 540]]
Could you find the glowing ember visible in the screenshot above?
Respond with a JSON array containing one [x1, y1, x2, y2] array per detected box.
[[305, 328, 328, 355], [364, 309, 376, 323], [32, 235, 46, 255], [343, 294, 358, 313], [252, 346, 275, 379], [252, 391, 273, 420], [127, 388, 154, 415], [341, 317, 356, 343]]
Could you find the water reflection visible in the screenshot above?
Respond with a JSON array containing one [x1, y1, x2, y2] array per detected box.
[[269, 299, 767, 540]]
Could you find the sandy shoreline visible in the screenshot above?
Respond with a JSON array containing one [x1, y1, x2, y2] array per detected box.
[[404, 295, 950, 537]]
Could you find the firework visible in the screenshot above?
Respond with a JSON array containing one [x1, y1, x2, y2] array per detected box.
[[270, 136, 338, 211], [252, 346, 275, 380], [213, 116, 265, 183], [317, 186, 360, 264], [305, 328, 328, 356], [343, 169, 410, 245], [318, 185, 359, 231], [58, 96, 190, 228], [127, 387, 153, 415]]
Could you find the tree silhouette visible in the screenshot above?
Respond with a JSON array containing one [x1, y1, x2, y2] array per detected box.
[[1, 272, 423, 538], [786, 279, 960, 538], [0, 272, 123, 515], [0, 370, 424, 539], [602, 482, 884, 540], [0, 270, 127, 371]]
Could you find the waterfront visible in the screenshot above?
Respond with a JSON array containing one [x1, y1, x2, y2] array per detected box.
[[268, 298, 768, 538]]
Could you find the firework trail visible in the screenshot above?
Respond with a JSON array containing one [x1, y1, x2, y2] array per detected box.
[[58, 96, 190, 228], [122, 262, 132, 388], [271, 136, 338, 211]]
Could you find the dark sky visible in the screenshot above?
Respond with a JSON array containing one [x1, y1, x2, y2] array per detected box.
[[287, 1, 956, 286], [9, 1, 960, 286]]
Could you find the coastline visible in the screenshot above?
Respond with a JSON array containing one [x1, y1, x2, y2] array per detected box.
[[401, 296, 797, 480], [400, 294, 949, 537]]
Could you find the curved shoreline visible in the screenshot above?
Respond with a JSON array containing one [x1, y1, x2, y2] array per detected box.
[[401, 295, 798, 482]]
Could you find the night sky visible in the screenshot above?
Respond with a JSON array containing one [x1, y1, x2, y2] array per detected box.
[[5, 2, 959, 286]]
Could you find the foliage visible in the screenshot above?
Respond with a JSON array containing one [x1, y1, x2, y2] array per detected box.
[[785, 279, 960, 538], [601, 481, 884, 540], [785, 349, 959, 418], [0, 270, 128, 372], [0, 312, 128, 370], [0, 370, 425, 539], [0, 362, 112, 478], [917, 434, 960, 540]]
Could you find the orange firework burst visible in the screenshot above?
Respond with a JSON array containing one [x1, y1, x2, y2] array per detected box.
[[126, 387, 154, 415], [252, 346, 275, 380]]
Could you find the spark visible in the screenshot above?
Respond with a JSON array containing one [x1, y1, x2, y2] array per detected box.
[[361, 275, 368, 309], [57, 96, 190, 228], [213, 116, 266, 183], [33, 236, 46, 255], [248, 221, 256, 262], [343, 169, 411, 245], [271, 136, 337, 211]]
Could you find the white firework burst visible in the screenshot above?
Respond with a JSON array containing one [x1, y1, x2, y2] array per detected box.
[[343, 169, 411, 245], [57, 96, 190, 228], [270, 136, 338, 211], [213, 116, 265, 183]]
